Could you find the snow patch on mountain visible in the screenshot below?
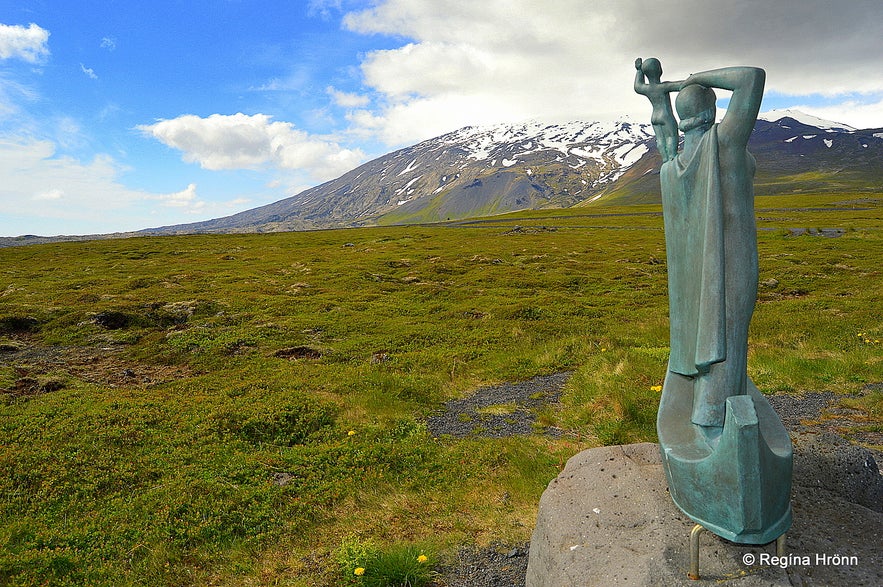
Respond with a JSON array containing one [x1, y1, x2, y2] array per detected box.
[[759, 109, 855, 132], [614, 143, 648, 166], [441, 119, 652, 163]]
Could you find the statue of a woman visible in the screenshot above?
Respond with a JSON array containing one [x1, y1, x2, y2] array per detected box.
[[635, 61, 791, 547], [641, 63, 766, 428]]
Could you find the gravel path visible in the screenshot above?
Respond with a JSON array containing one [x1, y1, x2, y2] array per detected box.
[[426, 372, 571, 439], [426, 374, 571, 586], [428, 375, 881, 587], [433, 544, 530, 587]]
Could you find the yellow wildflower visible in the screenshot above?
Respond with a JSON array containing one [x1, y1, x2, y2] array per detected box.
[[354, 567, 365, 576], [417, 554, 428, 563], [651, 385, 663, 392], [348, 430, 356, 436]]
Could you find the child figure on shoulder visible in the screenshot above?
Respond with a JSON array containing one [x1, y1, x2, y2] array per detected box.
[[634, 57, 684, 162]]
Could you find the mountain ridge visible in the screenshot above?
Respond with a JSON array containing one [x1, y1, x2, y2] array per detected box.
[[140, 112, 880, 235], [140, 118, 656, 235], [1, 112, 880, 246]]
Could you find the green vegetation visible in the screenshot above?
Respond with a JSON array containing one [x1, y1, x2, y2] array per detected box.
[[336, 536, 435, 586], [0, 193, 880, 585]]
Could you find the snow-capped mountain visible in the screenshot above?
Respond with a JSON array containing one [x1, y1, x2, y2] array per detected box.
[[758, 109, 855, 132], [143, 112, 881, 235], [144, 119, 655, 233], [591, 111, 882, 203], [749, 110, 883, 192]]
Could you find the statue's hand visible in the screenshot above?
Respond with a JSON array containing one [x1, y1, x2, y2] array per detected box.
[[635, 57, 643, 70]]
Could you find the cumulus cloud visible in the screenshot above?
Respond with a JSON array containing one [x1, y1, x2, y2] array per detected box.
[[338, 0, 883, 144], [0, 22, 50, 63], [138, 112, 365, 180]]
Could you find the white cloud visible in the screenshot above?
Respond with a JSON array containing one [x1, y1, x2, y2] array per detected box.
[[138, 112, 366, 180], [250, 78, 284, 92], [80, 63, 98, 79], [338, 0, 883, 144], [100, 37, 116, 51], [0, 136, 226, 235], [327, 86, 370, 108], [0, 22, 50, 63], [151, 183, 201, 209], [308, 0, 344, 19], [790, 98, 883, 131], [0, 73, 39, 122], [34, 188, 64, 201], [0, 137, 140, 233]]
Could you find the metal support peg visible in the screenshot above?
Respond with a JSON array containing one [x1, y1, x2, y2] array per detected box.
[[688, 524, 707, 580], [776, 532, 787, 557], [688, 526, 788, 580]]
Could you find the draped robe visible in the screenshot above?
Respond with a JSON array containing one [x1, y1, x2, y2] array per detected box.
[[660, 124, 758, 427]]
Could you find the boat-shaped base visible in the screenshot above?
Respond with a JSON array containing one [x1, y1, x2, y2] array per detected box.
[[657, 369, 792, 544]]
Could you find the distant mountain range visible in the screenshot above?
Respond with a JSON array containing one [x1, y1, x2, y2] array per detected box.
[[139, 110, 881, 236], [596, 110, 883, 205], [2, 111, 880, 246]]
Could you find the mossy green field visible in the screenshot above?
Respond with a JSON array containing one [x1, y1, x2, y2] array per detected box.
[[1, 193, 881, 586]]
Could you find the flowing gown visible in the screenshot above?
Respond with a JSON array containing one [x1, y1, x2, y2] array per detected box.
[[660, 124, 759, 427]]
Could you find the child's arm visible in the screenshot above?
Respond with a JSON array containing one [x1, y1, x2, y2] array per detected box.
[[656, 80, 685, 93], [634, 61, 649, 95]]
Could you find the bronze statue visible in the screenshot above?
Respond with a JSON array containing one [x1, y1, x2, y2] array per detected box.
[[635, 59, 792, 547]]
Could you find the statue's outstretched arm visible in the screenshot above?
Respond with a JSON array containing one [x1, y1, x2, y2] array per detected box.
[[634, 68, 647, 95], [656, 80, 686, 93], [684, 67, 765, 148]]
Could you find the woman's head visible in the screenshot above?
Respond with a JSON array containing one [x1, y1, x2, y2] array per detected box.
[[677, 84, 716, 132]]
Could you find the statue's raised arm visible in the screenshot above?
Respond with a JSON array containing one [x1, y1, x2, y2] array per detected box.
[[681, 67, 765, 149]]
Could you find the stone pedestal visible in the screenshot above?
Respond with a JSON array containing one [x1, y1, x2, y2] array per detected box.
[[526, 438, 882, 586]]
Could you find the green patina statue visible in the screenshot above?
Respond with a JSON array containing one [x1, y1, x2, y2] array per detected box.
[[635, 59, 792, 545]]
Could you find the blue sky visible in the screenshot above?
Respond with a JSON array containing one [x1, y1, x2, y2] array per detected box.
[[2, 0, 882, 236]]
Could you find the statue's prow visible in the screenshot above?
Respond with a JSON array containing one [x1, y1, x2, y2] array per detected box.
[[657, 370, 792, 543]]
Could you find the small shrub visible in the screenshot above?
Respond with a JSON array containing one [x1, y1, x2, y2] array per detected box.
[[274, 346, 322, 360], [336, 536, 435, 587], [512, 306, 544, 321], [212, 396, 337, 446]]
